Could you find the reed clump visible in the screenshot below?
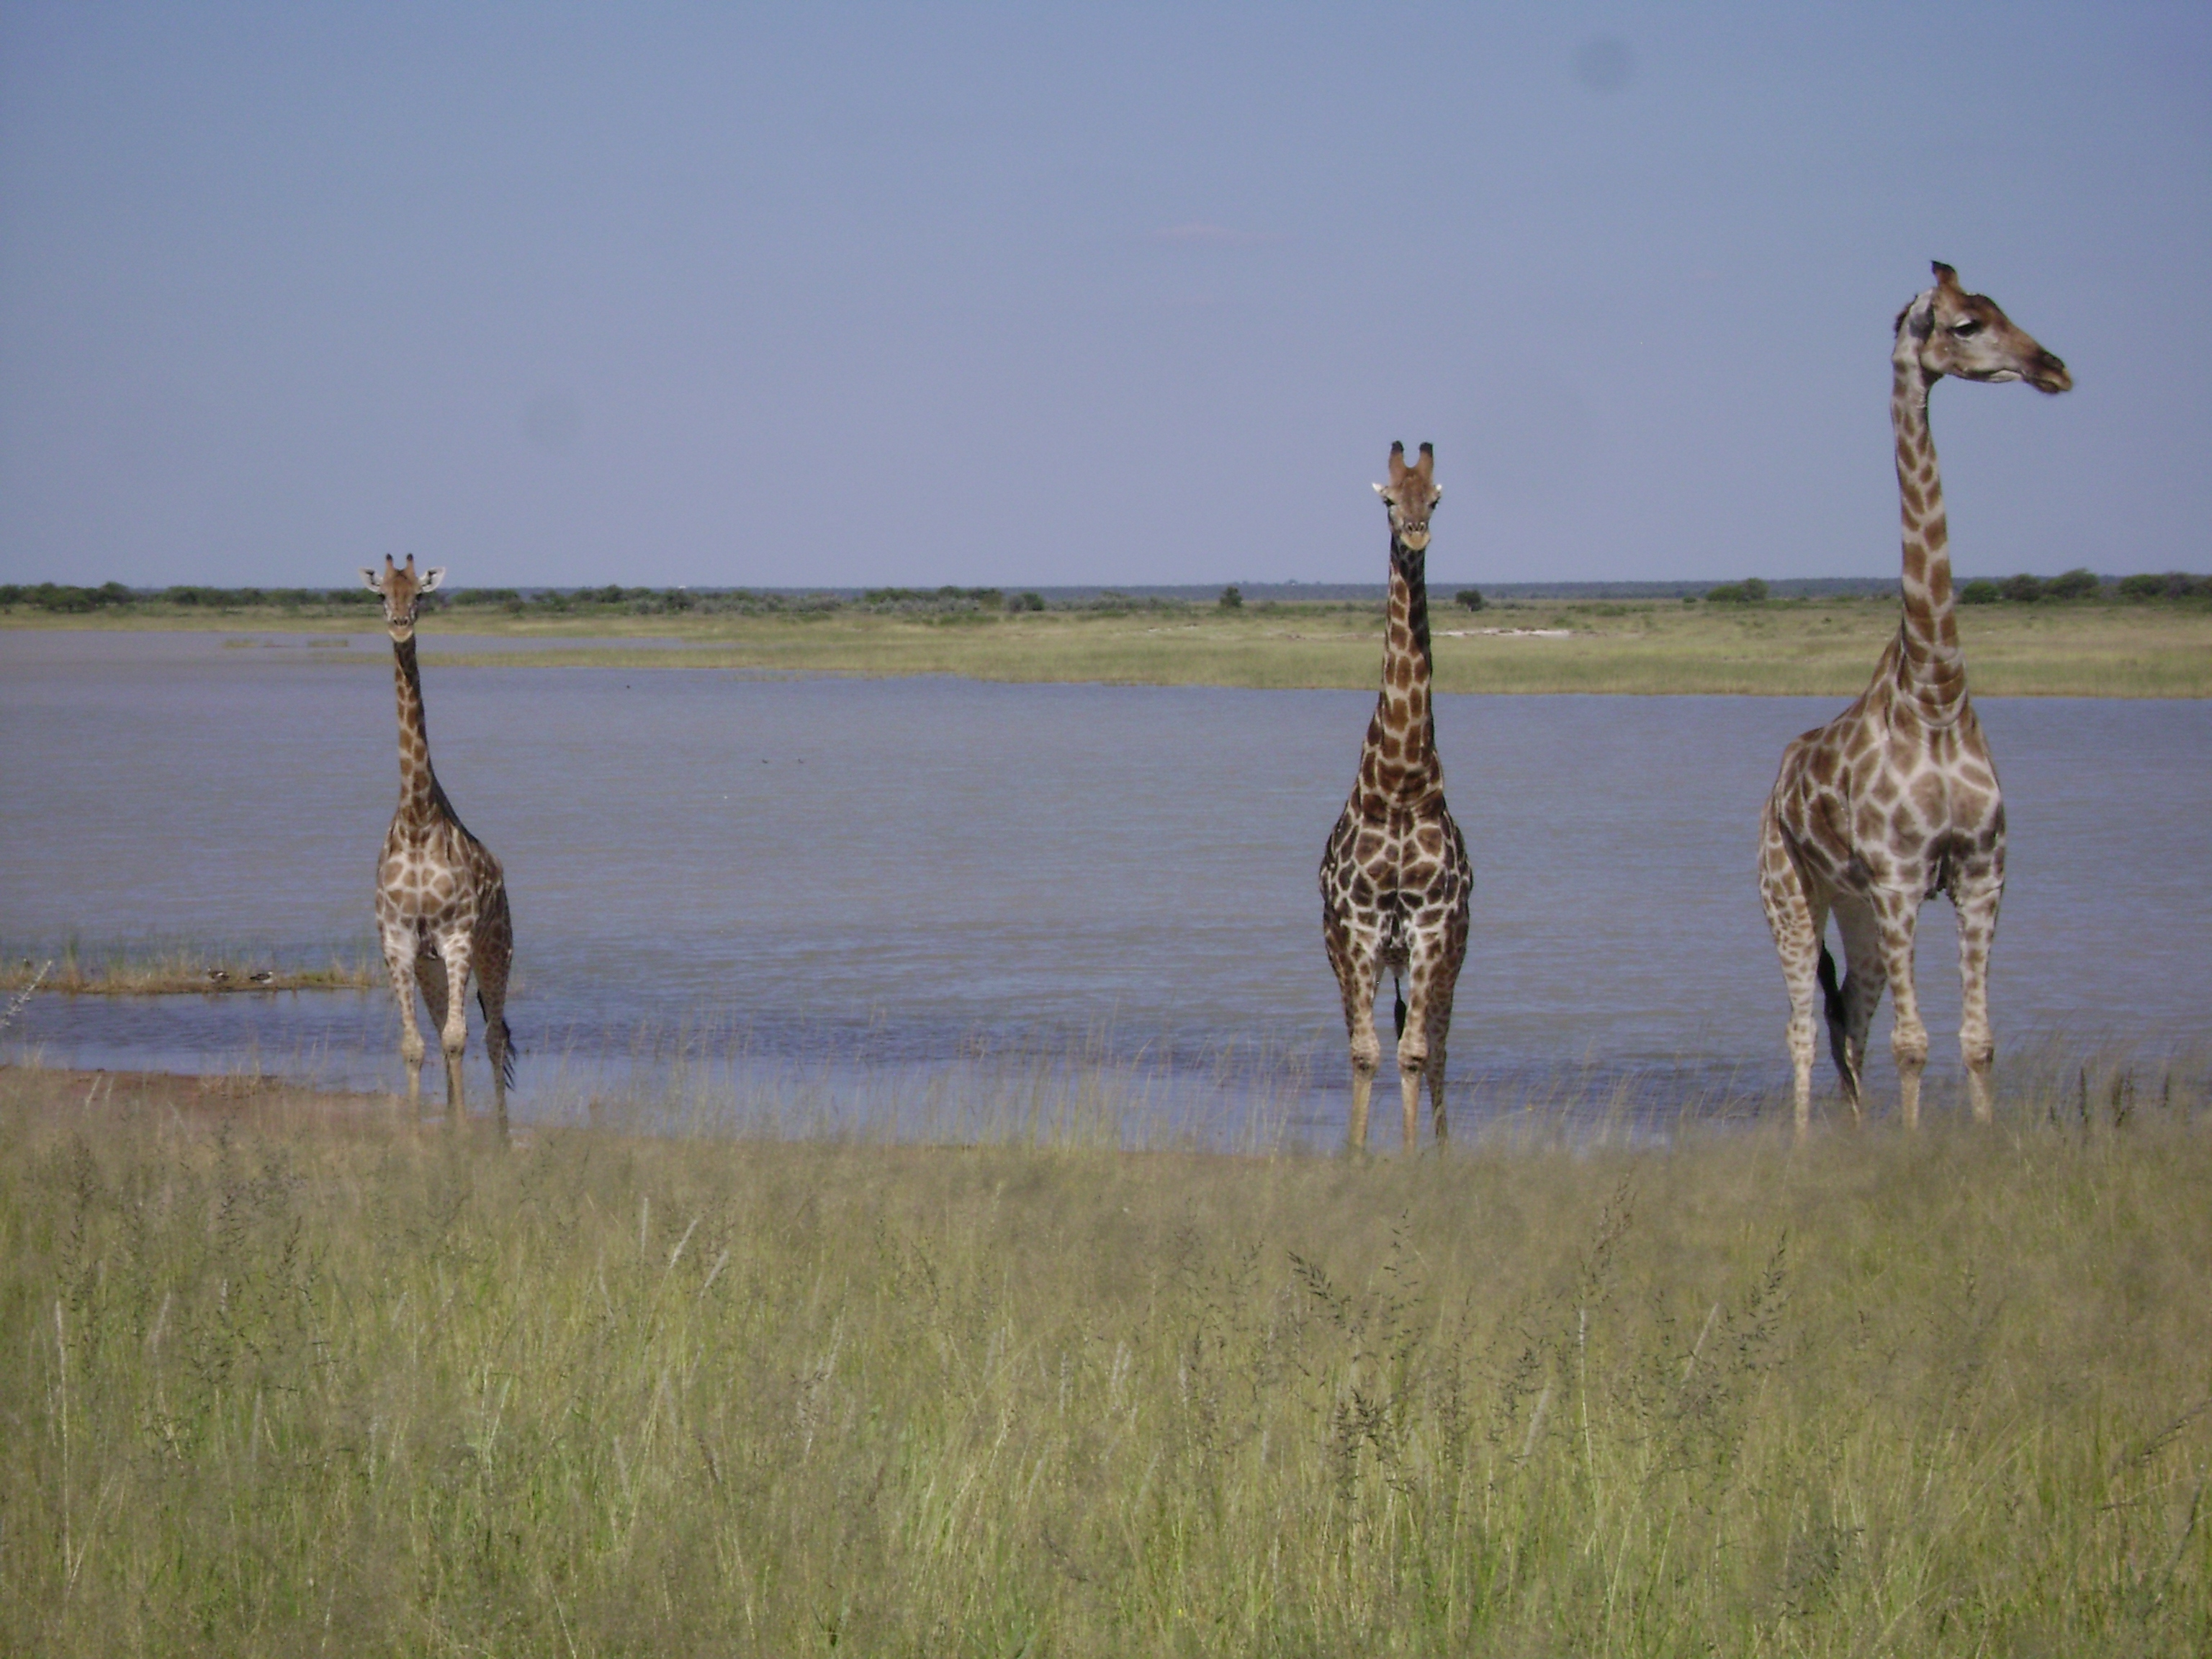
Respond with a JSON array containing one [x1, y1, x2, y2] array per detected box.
[[3, 1063, 2209, 1655], [0, 941, 378, 996]]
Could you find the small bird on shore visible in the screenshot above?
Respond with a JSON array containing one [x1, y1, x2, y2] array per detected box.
[[248, 970, 274, 985], [205, 968, 230, 984]]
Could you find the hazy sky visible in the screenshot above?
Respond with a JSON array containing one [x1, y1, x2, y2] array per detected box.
[[3, 3, 2206, 589]]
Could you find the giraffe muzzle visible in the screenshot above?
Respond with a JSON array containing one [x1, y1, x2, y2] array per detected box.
[[2026, 352, 2072, 395]]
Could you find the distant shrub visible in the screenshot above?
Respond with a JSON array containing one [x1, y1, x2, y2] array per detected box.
[[449, 588, 522, 608], [2000, 574, 2045, 603], [1959, 579, 2001, 605], [2116, 572, 2212, 601], [1218, 585, 1243, 610], [1010, 591, 1046, 612], [2046, 567, 2101, 601], [1455, 588, 1485, 611], [1705, 578, 1768, 604], [21, 582, 134, 613]]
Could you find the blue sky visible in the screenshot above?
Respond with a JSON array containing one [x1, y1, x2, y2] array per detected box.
[[2, 3, 2206, 588]]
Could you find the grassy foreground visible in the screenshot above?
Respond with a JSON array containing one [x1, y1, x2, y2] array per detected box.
[[12, 595, 2211, 696], [5, 1065, 2211, 1655]]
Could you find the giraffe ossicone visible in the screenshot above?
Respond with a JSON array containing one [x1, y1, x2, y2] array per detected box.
[[1758, 263, 2070, 1136], [1320, 441, 1473, 1151], [364, 553, 516, 1130]]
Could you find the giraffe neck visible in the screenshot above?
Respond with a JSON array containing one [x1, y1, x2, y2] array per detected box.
[[1889, 359, 1966, 716], [389, 631, 450, 827], [1353, 539, 1443, 806]]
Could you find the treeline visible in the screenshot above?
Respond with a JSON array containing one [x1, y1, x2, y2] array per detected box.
[[4, 572, 2206, 616], [1698, 570, 2212, 606]]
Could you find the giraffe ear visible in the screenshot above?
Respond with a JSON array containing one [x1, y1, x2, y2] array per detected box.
[[361, 567, 382, 592], [419, 567, 446, 593], [1373, 482, 1388, 496]]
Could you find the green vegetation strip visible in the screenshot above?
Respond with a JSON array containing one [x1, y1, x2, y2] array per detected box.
[[10, 590, 2211, 695], [2, 946, 378, 997], [5, 1060, 2209, 1655]]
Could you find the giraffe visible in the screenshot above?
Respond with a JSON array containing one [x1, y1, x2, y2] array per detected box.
[[362, 554, 515, 1129], [1320, 441, 1474, 1151], [1758, 262, 2070, 1135]]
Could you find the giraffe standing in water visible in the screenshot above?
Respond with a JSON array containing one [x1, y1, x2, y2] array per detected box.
[[1321, 442, 1473, 1151], [1759, 263, 2070, 1135], [363, 555, 515, 1128]]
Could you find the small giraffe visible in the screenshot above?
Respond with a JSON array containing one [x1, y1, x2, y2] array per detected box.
[[362, 554, 515, 1128], [1759, 263, 2070, 1135], [1321, 442, 1474, 1151]]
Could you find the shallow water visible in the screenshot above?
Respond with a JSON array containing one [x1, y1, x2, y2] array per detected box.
[[3, 629, 2206, 1140]]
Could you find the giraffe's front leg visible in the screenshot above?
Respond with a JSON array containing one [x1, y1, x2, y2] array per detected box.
[[1870, 889, 1928, 1129], [1952, 866, 2003, 1124], [434, 932, 473, 1121], [379, 920, 428, 1105]]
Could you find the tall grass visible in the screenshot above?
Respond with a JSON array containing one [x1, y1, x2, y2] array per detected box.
[[4, 1056, 2209, 1655]]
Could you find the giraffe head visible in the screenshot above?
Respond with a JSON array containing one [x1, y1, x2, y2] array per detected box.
[[360, 554, 446, 639], [1372, 441, 1441, 553], [1894, 262, 2072, 394]]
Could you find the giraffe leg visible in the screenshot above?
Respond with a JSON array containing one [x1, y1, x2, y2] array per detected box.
[[1325, 917, 1382, 1154], [1869, 890, 1927, 1129], [475, 889, 515, 1139], [413, 943, 449, 1116], [1421, 937, 1464, 1147], [1397, 937, 1457, 1152], [435, 932, 473, 1123], [1952, 868, 2002, 1124], [1758, 811, 1822, 1136], [380, 922, 428, 1105], [1832, 895, 1887, 1122]]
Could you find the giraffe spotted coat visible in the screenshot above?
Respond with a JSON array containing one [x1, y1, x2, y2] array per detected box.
[[1321, 442, 1473, 1151]]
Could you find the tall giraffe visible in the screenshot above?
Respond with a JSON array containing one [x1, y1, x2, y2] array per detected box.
[[1321, 441, 1474, 1151], [362, 554, 515, 1128], [1759, 263, 2069, 1134]]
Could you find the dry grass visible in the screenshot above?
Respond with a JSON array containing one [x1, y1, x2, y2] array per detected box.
[[9, 596, 2210, 696], [4, 1053, 2210, 1655]]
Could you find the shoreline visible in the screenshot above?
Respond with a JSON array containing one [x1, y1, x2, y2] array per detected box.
[[7, 598, 2209, 696]]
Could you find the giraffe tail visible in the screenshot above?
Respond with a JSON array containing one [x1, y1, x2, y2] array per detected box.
[[1816, 942, 1858, 1100], [1392, 973, 1408, 1040], [480, 989, 517, 1090]]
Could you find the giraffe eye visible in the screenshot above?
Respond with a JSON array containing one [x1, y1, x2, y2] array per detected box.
[[1951, 319, 1982, 338]]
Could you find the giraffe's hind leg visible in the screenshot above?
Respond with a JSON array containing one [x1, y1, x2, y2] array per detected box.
[[431, 931, 473, 1123], [475, 886, 515, 1138], [1831, 894, 1887, 1119], [411, 943, 454, 1119], [1421, 925, 1466, 1147], [1951, 864, 2002, 1124], [1758, 809, 1825, 1137], [1867, 888, 1928, 1129], [1323, 909, 1383, 1154]]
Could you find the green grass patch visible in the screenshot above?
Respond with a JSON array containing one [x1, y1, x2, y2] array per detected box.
[[4, 1056, 2210, 1654]]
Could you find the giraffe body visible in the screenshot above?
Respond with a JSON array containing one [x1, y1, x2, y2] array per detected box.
[[1321, 442, 1473, 1151], [1758, 264, 2069, 1134], [363, 555, 514, 1128]]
